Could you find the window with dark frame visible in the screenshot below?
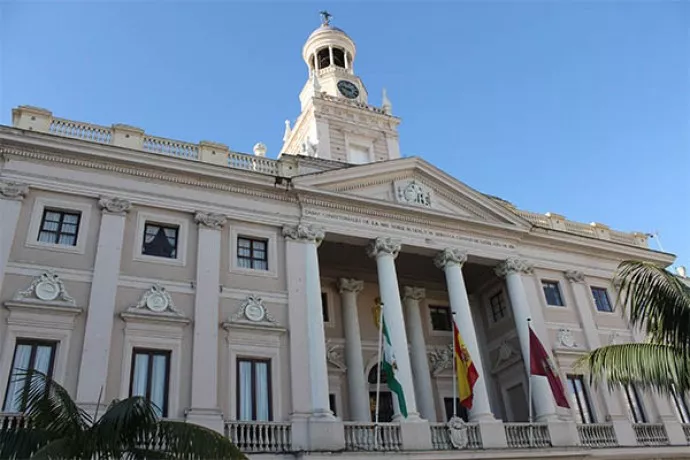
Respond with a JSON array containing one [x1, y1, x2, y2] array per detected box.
[[37, 209, 81, 246], [142, 222, 179, 259], [429, 305, 453, 331], [566, 375, 595, 423], [237, 358, 272, 421], [3, 339, 57, 412], [129, 348, 171, 417], [542, 280, 565, 306], [443, 397, 469, 422], [623, 385, 646, 423], [321, 293, 330, 322], [591, 287, 613, 312], [237, 237, 268, 270], [489, 291, 507, 322]]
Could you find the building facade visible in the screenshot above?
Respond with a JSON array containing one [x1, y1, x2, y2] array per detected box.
[[1, 18, 689, 459]]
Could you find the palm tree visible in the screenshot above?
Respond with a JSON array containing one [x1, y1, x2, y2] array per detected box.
[[578, 260, 690, 394], [0, 371, 246, 459]]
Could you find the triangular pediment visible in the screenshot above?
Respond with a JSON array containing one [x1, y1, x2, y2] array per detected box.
[[292, 157, 529, 228]]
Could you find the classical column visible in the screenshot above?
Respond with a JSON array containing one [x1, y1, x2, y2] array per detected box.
[[328, 45, 334, 67], [367, 237, 420, 420], [402, 286, 437, 421], [186, 212, 226, 431], [76, 197, 131, 411], [337, 278, 369, 422], [283, 224, 333, 419], [435, 249, 494, 421], [495, 258, 558, 421], [0, 181, 28, 294]]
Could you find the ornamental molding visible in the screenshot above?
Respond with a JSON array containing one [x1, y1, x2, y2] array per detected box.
[[282, 224, 325, 244], [556, 328, 579, 349], [428, 344, 454, 375], [194, 211, 227, 230], [367, 237, 401, 259], [98, 196, 131, 215], [564, 270, 585, 283], [125, 284, 182, 317], [448, 417, 470, 449], [12, 270, 76, 307], [337, 278, 364, 295], [434, 248, 468, 270], [491, 340, 521, 374], [0, 180, 29, 200], [228, 294, 278, 327], [326, 340, 347, 371], [402, 286, 426, 302], [394, 180, 433, 208], [494, 258, 534, 277]]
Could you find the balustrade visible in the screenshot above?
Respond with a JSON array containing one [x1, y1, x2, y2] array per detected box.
[[633, 423, 669, 446], [504, 423, 551, 448], [49, 118, 112, 144], [343, 422, 401, 451], [224, 420, 291, 453], [577, 423, 618, 447], [228, 151, 278, 175], [142, 135, 199, 160], [429, 422, 482, 450]]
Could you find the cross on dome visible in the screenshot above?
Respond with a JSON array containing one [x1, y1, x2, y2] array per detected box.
[[319, 10, 332, 26]]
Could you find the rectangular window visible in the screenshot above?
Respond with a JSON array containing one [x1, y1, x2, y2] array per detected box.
[[37, 209, 81, 246], [321, 293, 330, 322], [237, 237, 268, 270], [591, 287, 613, 312], [3, 339, 57, 412], [542, 280, 565, 306], [489, 291, 507, 322], [566, 375, 595, 423], [142, 222, 179, 259], [237, 358, 272, 421], [429, 305, 453, 331], [129, 348, 171, 417], [443, 397, 469, 422], [623, 385, 646, 423], [672, 388, 690, 423]]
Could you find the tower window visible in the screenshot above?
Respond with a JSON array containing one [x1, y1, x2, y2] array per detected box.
[[317, 48, 330, 69], [332, 48, 345, 68]]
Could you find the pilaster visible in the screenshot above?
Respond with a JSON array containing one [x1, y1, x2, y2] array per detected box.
[[76, 197, 132, 413], [186, 211, 226, 432], [0, 181, 28, 296]]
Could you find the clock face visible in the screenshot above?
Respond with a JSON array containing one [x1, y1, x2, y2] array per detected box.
[[337, 80, 360, 99]]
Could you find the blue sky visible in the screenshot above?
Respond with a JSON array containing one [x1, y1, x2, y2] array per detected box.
[[1, 1, 688, 266]]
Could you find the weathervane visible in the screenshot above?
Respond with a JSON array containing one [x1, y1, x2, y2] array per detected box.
[[319, 10, 332, 26]]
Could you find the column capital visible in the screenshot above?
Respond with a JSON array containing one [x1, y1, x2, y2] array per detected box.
[[337, 278, 364, 295], [494, 257, 533, 277], [194, 211, 227, 230], [564, 269, 585, 283], [367, 237, 401, 259], [402, 286, 426, 302], [434, 248, 467, 270], [0, 180, 29, 201], [282, 224, 325, 244], [98, 197, 132, 215]]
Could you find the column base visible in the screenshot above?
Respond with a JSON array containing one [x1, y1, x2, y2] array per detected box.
[[185, 408, 224, 434], [307, 417, 345, 451], [546, 420, 580, 447], [393, 411, 422, 422], [478, 420, 507, 448], [399, 419, 432, 450]]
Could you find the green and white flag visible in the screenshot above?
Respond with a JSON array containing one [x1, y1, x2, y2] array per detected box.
[[381, 315, 408, 418]]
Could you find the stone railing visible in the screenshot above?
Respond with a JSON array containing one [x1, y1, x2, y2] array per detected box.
[[504, 423, 551, 448], [228, 151, 278, 175], [633, 423, 669, 446], [0, 413, 29, 432], [429, 422, 482, 450], [577, 423, 618, 447], [224, 420, 291, 453], [343, 422, 401, 451], [683, 424, 690, 443], [49, 117, 112, 144], [142, 135, 199, 160]]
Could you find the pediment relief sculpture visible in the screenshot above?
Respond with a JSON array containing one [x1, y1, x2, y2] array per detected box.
[[226, 294, 281, 331], [428, 344, 454, 375], [491, 340, 520, 374], [125, 284, 182, 316], [12, 271, 76, 307], [556, 328, 580, 349], [326, 341, 346, 371]]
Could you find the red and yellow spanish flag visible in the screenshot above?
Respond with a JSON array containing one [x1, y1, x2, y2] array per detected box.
[[453, 322, 479, 409]]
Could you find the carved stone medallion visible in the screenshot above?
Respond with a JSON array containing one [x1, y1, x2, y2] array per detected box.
[[14, 271, 75, 306], [557, 328, 577, 348], [394, 180, 432, 207], [231, 294, 277, 325], [134, 284, 178, 314]]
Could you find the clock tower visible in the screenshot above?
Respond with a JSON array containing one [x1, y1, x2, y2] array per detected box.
[[280, 13, 401, 164]]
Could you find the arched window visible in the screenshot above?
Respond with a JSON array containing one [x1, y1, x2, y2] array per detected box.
[[332, 48, 345, 68], [317, 48, 330, 69], [367, 363, 388, 384]]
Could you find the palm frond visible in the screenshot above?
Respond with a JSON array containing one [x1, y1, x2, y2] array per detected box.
[[614, 260, 690, 351], [29, 438, 77, 460], [152, 420, 246, 460], [575, 342, 690, 393], [90, 396, 159, 458], [0, 418, 53, 460]]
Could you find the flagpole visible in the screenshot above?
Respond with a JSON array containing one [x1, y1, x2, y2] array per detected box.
[[527, 317, 533, 448], [452, 312, 457, 419], [374, 299, 384, 449]]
